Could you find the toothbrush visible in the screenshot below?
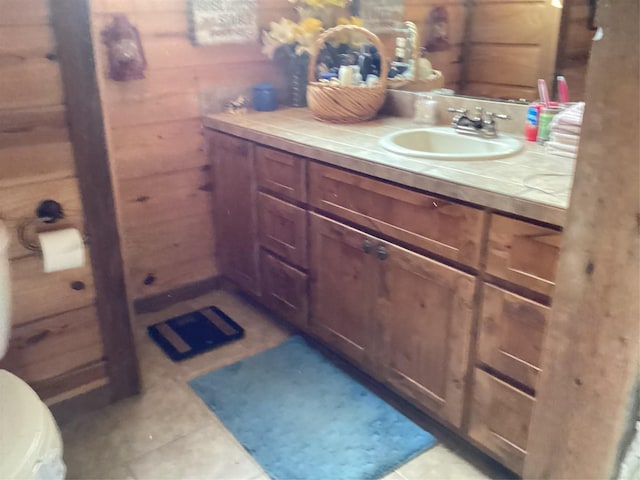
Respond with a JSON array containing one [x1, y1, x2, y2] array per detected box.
[[538, 79, 550, 108], [557, 75, 570, 104]]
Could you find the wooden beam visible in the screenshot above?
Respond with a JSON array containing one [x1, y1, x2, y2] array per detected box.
[[49, 0, 140, 402], [523, 1, 639, 478]]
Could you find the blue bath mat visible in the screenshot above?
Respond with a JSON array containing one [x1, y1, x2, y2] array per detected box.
[[189, 336, 437, 480]]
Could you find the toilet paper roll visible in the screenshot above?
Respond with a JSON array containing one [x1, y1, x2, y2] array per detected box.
[[38, 228, 85, 273]]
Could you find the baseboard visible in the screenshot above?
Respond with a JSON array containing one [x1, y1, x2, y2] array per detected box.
[[133, 276, 223, 314], [50, 383, 112, 426]]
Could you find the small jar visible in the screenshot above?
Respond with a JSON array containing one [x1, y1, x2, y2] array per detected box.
[[414, 94, 439, 125], [252, 83, 277, 112]]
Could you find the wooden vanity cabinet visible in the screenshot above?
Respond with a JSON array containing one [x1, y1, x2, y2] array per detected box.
[[208, 131, 261, 296], [310, 213, 475, 427], [207, 129, 563, 475]]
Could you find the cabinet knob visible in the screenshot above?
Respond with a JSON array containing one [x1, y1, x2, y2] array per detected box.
[[362, 239, 373, 254], [376, 245, 388, 260]]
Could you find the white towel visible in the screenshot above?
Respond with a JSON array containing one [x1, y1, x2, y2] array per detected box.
[[551, 102, 585, 129], [547, 141, 579, 159], [550, 131, 580, 147], [546, 141, 578, 154], [551, 124, 582, 135]]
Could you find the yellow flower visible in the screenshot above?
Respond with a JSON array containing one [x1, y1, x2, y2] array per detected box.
[[298, 17, 323, 34], [332, 16, 364, 45]]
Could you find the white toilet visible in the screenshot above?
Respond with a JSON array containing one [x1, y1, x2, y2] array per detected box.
[[0, 221, 66, 479]]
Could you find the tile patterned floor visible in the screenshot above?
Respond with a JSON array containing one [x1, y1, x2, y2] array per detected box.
[[61, 290, 514, 480]]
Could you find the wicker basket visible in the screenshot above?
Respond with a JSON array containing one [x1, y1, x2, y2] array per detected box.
[[306, 25, 388, 123]]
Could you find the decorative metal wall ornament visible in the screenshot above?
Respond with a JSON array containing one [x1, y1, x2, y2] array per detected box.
[[101, 15, 147, 81], [187, 0, 259, 46], [424, 6, 450, 52]]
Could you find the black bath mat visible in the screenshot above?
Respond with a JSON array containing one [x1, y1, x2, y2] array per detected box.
[[148, 306, 244, 361]]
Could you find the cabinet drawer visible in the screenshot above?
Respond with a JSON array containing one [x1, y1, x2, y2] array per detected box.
[[258, 193, 308, 269], [309, 162, 484, 267], [260, 251, 308, 327], [486, 214, 562, 296], [468, 369, 534, 475], [256, 146, 307, 203], [478, 284, 549, 390]]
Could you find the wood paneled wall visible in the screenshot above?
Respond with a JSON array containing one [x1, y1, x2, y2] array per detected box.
[[556, 0, 593, 101], [0, 0, 107, 404], [90, 0, 466, 302], [464, 0, 562, 101], [90, 0, 289, 300]]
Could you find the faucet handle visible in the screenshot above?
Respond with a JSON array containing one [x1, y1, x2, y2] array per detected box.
[[486, 112, 511, 120], [447, 107, 468, 114]]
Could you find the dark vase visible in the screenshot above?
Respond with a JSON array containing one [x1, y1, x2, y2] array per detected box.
[[288, 55, 309, 108]]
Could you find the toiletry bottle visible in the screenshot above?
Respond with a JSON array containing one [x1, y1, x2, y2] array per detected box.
[[414, 94, 439, 125], [358, 45, 373, 79], [395, 37, 406, 62], [369, 45, 381, 76], [338, 54, 353, 86], [352, 65, 363, 86], [525, 103, 541, 142]]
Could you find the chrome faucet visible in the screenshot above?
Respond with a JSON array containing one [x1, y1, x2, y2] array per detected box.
[[448, 107, 510, 138]]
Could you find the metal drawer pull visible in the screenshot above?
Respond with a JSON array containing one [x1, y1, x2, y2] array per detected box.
[[376, 245, 388, 260], [362, 239, 372, 254]]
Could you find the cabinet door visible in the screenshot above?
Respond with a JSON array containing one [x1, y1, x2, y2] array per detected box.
[[374, 240, 476, 428], [209, 131, 260, 296], [310, 214, 375, 367]]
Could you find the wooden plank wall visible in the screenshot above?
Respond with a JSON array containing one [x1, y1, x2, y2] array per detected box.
[[91, 0, 466, 302], [463, 0, 562, 101], [90, 0, 289, 300], [556, 0, 593, 101], [0, 0, 108, 403]]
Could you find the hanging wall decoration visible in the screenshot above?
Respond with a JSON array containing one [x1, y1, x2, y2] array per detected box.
[[424, 6, 450, 52], [358, 0, 404, 33], [102, 15, 147, 82], [187, 0, 259, 46]]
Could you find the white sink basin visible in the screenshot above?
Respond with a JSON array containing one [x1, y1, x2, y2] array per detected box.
[[379, 126, 523, 160]]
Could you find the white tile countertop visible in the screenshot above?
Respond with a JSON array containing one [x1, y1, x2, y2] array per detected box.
[[202, 108, 575, 227]]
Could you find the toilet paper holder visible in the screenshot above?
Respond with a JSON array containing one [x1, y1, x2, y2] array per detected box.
[[17, 200, 88, 253]]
